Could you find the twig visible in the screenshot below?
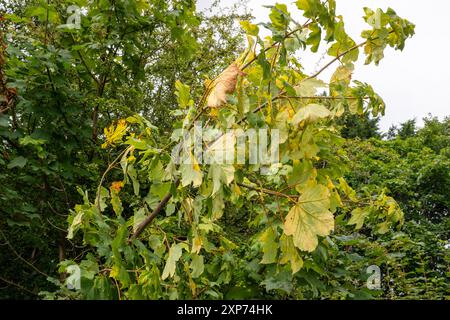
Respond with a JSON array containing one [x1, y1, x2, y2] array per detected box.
[[96, 147, 131, 213], [0, 229, 50, 278], [0, 276, 37, 296], [241, 22, 312, 71], [237, 182, 297, 202], [281, 95, 361, 100], [304, 41, 367, 81]]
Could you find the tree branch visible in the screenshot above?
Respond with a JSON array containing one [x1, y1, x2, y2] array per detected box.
[[129, 178, 180, 241], [96, 147, 131, 213], [0, 229, 50, 278], [281, 95, 360, 100], [0, 276, 37, 296], [241, 21, 312, 71], [304, 40, 367, 81], [237, 182, 297, 201]]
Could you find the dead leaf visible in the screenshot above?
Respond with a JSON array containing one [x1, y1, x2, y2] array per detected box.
[[110, 181, 124, 193], [207, 63, 246, 108]]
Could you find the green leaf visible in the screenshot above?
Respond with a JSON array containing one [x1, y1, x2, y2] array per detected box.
[[348, 207, 371, 230], [268, 4, 290, 31], [7, 156, 28, 169], [110, 189, 123, 216], [133, 208, 146, 233], [161, 243, 183, 280], [279, 234, 303, 273], [306, 23, 322, 52], [284, 37, 301, 52], [330, 65, 354, 84], [127, 164, 140, 196], [261, 270, 293, 294], [284, 184, 334, 252], [180, 162, 203, 188], [175, 80, 193, 109], [150, 182, 172, 200], [190, 254, 204, 278], [209, 164, 235, 196], [212, 192, 225, 220], [0, 115, 9, 127], [259, 227, 278, 264], [98, 187, 110, 212], [67, 210, 84, 239]]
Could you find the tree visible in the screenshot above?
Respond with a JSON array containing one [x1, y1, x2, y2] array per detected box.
[[397, 119, 417, 139], [337, 113, 381, 140], [0, 0, 247, 298], [345, 117, 450, 221], [53, 1, 415, 299], [343, 116, 450, 299]]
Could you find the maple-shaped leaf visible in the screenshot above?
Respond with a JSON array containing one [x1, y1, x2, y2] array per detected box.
[[279, 234, 303, 274], [291, 104, 331, 125], [259, 227, 278, 264], [161, 243, 183, 280], [102, 119, 128, 148], [284, 184, 334, 252], [207, 63, 245, 108]]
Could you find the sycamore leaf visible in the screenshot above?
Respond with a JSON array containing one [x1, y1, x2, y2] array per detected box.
[[102, 119, 128, 148], [190, 254, 204, 278], [279, 234, 303, 273], [284, 185, 334, 252], [209, 164, 235, 196], [292, 104, 331, 125], [161, 243, 183, 280], [150, 182, 172, 200], [212, 192, 225, 220], [191, 234, 203, 254], [338, 177, 358, 202], [110, 187, 123, 216], [330, 65, 354, 84], [207, 63, 246, 108], [7, 156, 27, 169], [259, 227, 278, 264], [348, 207, 370, 230], [133, 208, 146, 233], [294, 78, 327, 97], [240, 20, 259, 36], [67, 211, 84, 240], [175, 80, 193, 109], [180, 155, 203, 187], [261, 270, 293, 294]]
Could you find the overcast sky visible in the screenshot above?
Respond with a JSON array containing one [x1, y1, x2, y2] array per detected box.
[[198, 0, 450, 132]]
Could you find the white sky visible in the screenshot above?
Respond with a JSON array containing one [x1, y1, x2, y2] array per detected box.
[[198, 0, 450, 132]]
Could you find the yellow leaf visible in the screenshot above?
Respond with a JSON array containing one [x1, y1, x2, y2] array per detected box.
[[102, 119, 128, 148], [192, 234, 203, 254], [330, 65, 353, 85], [110, 265, 119, 279], [291, 104, 331, 125], [284, 185, 334, 252]]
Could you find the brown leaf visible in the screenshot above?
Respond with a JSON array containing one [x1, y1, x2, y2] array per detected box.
[[207, 63, 246, 108], [110, 181, 124, 193]]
